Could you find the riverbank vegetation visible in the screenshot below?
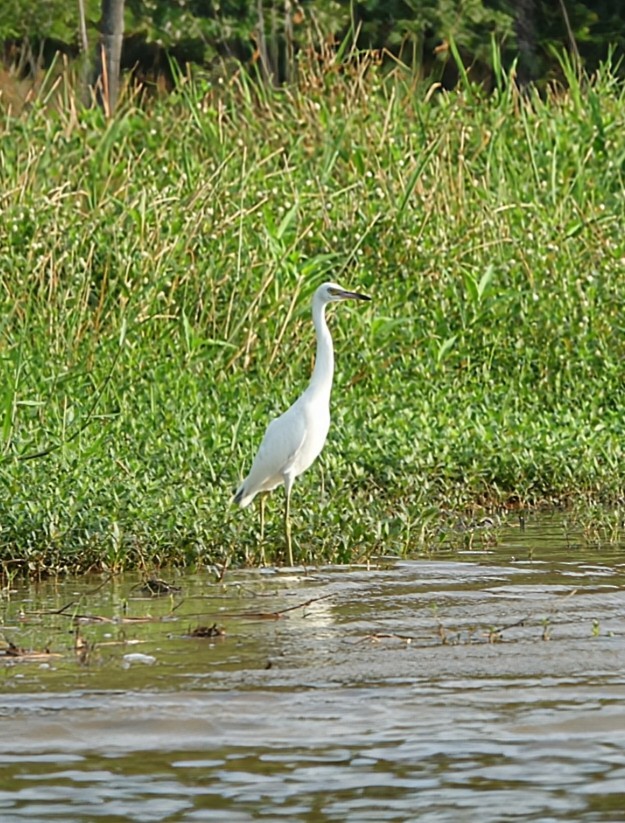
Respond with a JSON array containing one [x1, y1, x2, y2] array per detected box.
[[1, 43, 625, 576]]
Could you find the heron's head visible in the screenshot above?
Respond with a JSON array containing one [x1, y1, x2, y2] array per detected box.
[[316, 282, 371, 305]]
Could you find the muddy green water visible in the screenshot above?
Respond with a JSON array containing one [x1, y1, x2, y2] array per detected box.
[[1, 515, 625, 822]]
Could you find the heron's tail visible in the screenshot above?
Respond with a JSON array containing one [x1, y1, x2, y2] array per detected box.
[[233, 482, 254, 508]]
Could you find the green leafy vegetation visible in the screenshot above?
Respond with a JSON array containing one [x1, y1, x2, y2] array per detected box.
[[1, 47, 625, 575]]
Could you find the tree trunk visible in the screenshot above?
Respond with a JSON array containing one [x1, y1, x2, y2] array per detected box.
[[255, 0, 274, 85], [92, 0, 125, 113], [284, 0, 294, 83], [77, 0, 90, 56]]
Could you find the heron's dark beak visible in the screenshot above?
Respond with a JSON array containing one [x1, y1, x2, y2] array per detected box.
[[334, 289, 371, 302]]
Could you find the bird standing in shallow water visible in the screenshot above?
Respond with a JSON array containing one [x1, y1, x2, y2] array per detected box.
[[233, 282, 371, 565]]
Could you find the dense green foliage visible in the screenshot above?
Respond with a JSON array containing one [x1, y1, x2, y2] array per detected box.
[[1, 50, 625, 575]]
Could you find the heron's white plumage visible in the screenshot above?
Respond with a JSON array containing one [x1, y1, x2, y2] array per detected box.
[[233, 281, 370, 562], [234, 388, 330, 508]]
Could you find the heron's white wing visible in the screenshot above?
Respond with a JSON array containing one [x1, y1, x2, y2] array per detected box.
[[245, 405, 308, 491]]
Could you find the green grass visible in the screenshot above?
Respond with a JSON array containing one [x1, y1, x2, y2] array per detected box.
[[1, 50, 625, 575]]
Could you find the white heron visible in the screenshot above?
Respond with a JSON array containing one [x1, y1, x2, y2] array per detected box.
[[233, 281, 371, 565]]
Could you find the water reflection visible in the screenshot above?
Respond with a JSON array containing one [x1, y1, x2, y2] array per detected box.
[[1, 514, 625, 821]]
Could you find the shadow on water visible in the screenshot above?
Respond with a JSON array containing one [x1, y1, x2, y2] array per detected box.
[[2, 514, 625, 821]]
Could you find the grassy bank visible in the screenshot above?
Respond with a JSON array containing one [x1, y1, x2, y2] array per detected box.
[[1, 52, 625, 575]]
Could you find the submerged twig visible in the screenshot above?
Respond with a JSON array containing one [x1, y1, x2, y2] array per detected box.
[[1, 638, 62, 661], [358, 632, 414, 644]]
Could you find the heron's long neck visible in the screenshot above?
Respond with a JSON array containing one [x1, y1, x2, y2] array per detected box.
[[308, 299, 334, 402]]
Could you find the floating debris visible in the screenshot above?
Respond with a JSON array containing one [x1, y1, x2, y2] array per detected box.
[[137, 578, 182, 596], [1, 639, 62, 662], [74, 629, 92, 665], [188, 623, 226, 639], [122, 652, 156, 666]]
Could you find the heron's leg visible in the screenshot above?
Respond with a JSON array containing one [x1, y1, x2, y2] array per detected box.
[[259, 493, 266, 539], [259, 493, 267, 566], [284, 476, 294, 567]]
